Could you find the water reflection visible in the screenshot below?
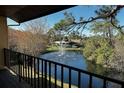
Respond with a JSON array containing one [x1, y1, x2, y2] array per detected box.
[[40, 51, 124, 87]]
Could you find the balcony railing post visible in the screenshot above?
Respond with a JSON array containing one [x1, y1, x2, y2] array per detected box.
[[22, 54, 25, 80], [122, 84, 124, 88], [24, 55, 27, 82], [4, 48, 7, 66], [55, 64, 57, 88], [89, 75, 92, 88], [7, 50, 11, 68], [28, 56, 30, 84], [103, 79, 107, 88], [18, 53, 21, 82], [78, 71, 81, 88], [42, 60, 44, 88], [34, 57, 36, 88], [37, 59, 40, 88], [44, 61, 47, 88], [31, 57, 33, 87], [61, 66, 63, 88], [69, 68, 71, 88], [49, 62, 51, 88]]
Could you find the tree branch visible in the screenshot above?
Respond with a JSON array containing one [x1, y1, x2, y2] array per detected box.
[[73, 5, 124, 25]]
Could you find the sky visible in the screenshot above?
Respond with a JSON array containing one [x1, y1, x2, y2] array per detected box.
[[7, 5, 124, 36]]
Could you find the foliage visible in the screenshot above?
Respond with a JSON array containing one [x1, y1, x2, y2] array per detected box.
[[8, 5, 124, 72], [95, 39, 114, 64], [8, 19, 49, 56], [47, 12, 82, 44], [83, 37, 97, 61], [83, 37, 114, 65], [47, 6, 124, 72], [68, 31, 82, 40]]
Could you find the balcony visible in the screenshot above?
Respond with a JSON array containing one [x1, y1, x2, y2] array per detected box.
[[1, 48, 124, 88], [0, 68, 30, 88], [0, 6, 124, 88]]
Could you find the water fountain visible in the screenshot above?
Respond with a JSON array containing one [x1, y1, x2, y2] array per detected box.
[[40, 30, 123, 88], [59, 40, 65, 56], [58, 30, 65, 56]]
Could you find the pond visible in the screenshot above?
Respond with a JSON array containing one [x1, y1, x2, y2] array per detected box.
[[40, 50, 124, 88]]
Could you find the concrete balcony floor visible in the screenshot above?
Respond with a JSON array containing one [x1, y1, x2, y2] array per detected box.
[[0, 68, 30, 88], [0, 67, 63, 88]]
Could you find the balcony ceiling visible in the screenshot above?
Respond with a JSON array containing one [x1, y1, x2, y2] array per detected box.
[[0, 5, 75, 23]]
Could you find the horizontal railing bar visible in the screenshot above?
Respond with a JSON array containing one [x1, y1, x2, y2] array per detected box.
[[4, 48, 124, 86]]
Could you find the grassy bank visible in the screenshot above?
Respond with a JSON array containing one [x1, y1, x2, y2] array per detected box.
[[44, 46, 82, 54]]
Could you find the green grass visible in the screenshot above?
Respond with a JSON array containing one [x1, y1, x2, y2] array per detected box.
[[46, 45, 82, 52]]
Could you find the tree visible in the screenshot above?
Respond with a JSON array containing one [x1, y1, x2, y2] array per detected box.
[[47, 28, 56, 44], [54, 6, 124, 37], [54, 6, 124, 71], [8, 28, 19, 50], [91, 20, 117, 47], [8, 18, 49, 56]]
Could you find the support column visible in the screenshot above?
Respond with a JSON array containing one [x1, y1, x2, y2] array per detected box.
[[0, 16, 8, 69]]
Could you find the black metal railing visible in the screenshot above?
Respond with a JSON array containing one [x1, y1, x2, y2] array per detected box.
[[4, 48, 124, 88]]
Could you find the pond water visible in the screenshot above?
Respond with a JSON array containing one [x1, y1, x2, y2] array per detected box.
[[40, 51, 124, 88]]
